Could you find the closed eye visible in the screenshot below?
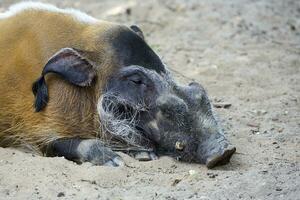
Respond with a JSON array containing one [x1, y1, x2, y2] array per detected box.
[[131, 79, 143, 85], [127, 74, 146, 86]]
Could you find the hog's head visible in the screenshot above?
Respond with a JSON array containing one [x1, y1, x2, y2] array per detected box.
[[99, 66, 236, 168]]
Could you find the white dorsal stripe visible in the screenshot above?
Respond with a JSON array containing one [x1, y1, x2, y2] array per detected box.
[[0, 1, 98, 24]]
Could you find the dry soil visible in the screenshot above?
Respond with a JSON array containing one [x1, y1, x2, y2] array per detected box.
[[0, 0, 299, 200]]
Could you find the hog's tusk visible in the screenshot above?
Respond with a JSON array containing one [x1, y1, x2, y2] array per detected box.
[[175, 141, 185, 150]]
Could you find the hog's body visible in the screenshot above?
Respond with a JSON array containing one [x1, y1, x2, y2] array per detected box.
[[0, 2, 235, 168], [0, 3, 105, 146]]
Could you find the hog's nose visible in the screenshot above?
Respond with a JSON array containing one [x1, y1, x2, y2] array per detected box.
[[156, 94, 188, 116]]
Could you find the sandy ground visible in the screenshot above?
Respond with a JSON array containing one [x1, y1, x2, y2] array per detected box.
[[0, 0, 299, 199]]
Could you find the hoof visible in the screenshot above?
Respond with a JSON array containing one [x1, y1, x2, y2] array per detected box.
[[134, 151, 158, 161], [103, 156, 125, 167]]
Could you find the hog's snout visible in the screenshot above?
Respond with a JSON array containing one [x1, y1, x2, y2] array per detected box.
[[196, 132, 236, 168], [149, 81, 236, 168]]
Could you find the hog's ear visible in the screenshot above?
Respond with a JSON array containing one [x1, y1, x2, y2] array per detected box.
[[130, 25, 144, 40], [32, 48, 96, 112]]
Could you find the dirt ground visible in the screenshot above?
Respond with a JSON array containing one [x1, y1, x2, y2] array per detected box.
[[0, 0, 299, 199]]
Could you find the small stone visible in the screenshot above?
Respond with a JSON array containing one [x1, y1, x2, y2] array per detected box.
[[257, 110, 267, 115], [290, 24, 296, 31], [189, 170, 197, 175], [262, 110, 267, 114], [199, 196, 210, 200], [247, 122, 260, 128], [211, 64, 218, 69], [171, 179, 182, 186], [170, 164, 177, 169], [278, 128, 284, 133], [207, 172, 218, 178], [213, 102, 231, 109], [187, 58, 194, 63], [125, 8, 131, 15], [272, 118, 279, 121], [57, 192, 65, 197], [251, 109, 267, 115], [263, 130, 269, 134]]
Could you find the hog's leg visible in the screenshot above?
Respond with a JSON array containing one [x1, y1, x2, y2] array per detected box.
[[128, 139, 158, 161], [114, 134, 158, 161], [130, 151, 158, 161], [44, 138, 124, 167]]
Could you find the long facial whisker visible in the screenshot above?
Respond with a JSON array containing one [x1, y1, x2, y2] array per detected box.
[[97, 93, 151, 150]]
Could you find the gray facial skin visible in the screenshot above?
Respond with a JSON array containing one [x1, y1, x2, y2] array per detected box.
[[99, 65, 236, 168]]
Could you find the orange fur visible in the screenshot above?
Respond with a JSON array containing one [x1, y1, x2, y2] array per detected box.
[[0, 4, 122, 151]]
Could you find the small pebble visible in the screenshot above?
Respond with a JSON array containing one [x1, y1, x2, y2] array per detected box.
[[57, 192, 65, 197], [171, 179, 182, 186], [247, 122, 260, 128], [278, 128, 284, 133], [207, 172, 218, 178], [213, 102, 231, 109], [189, 170, 197, 175]]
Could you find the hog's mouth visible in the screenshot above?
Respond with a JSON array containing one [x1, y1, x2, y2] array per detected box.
[[97, 93, 154, 149]]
